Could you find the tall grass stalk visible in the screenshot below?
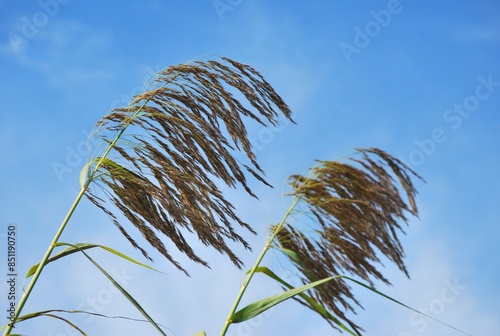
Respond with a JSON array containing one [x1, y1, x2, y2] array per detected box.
[[3, 186, 87, 336], [4, 57, 293, 334], [220, 194, 303, 335], [3, 77, 169, 336], [3, 57, 470, 335]]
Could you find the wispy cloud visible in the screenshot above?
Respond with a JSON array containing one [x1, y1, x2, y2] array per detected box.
[[2, 20, 115, 90]]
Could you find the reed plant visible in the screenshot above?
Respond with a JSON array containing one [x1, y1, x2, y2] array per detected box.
[[1, 57, 469, 336]]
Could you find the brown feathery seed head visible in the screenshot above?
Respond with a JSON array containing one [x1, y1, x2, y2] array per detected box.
[[85, 57, 292, 275], [278, 147, 423, 334]]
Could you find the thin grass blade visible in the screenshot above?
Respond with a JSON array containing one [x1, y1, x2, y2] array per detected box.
[[275, 247, 315, 279], [0, 310, 86, 335], [230, 276, 341, 323], [253, 266, 358, 335], [14, 309, 170, 329], [339, 275, 472, 336], [25, 242, 159, 278], [40, 314, 86, 335], [232, 271, 470, 335], [74, 246, 168, 335]]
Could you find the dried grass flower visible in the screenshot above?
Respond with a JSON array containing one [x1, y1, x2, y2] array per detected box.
[[84, 57, 293, 275], [274, 148, 423, 333]]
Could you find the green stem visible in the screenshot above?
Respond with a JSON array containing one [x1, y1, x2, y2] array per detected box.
[[3, 90, 152, 336], [3, 65, 185, 335], [3, 183, 89, 335], [219, 195, 302, 336]]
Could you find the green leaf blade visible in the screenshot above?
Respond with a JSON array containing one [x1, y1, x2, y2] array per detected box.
[[78, 248, 168, 336], [26, 242, 159, 279], [252, 267, 358, 335], [230, 276, 339, 324]]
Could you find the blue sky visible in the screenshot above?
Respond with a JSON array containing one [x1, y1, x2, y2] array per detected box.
[[1, 0, 499, 335]]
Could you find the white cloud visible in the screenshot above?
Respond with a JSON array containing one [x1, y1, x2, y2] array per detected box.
[[3, 19, 115, 90]]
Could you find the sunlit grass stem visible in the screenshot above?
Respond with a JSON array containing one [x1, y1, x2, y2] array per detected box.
[[3, 184, 88, 336], [3, 87, 159, 336], [219, 191, 304, 336]]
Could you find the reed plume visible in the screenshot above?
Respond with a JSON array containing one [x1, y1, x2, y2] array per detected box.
[[84, 57, 293, 275], [274, 148, 423, 333], [6, 57, 462, 336]]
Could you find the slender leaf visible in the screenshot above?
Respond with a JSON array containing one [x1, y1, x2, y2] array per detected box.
[[14, 309, 169, 327], [26, 242, 159, 278], [67, 244, 168, 336], [40, 314, 86, 335], [275, 247, 315, 279], [1, 310, 86, 335], [231, 272, 470, 336], [253, 266, 358, 336], [338, 275, 472, 336], [230, 276, 340, 323]]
